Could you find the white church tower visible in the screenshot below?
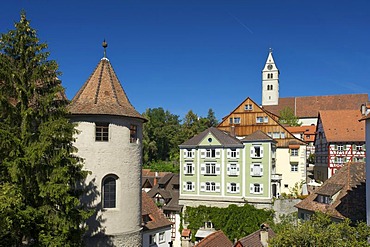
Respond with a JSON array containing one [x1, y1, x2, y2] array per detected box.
[[262, 49, 279, 106], [69, 41, 146, 246]]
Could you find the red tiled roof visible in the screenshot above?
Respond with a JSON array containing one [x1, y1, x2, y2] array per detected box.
[[286, 125, 316, 142], [69, 58, 146, 121], [319, 110, 365, 142], [195, 230, 233, 247], [263, 94, 368, 118], [235, 228, 275, 247], [142, 191, 172, 231]]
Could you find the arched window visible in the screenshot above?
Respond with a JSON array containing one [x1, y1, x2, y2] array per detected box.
[[102, 175, 118, 208], [270, 85, 273, 90], [270, 73, 273, 79]]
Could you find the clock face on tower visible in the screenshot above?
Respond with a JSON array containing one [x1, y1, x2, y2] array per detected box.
[[267, 64, 273, 70]]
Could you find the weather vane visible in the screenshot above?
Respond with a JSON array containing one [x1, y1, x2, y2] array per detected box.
[[102, 39, 108, 58]]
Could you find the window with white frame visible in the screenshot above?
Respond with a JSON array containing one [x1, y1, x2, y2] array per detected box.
[[233, 117, 241, 124], [227, 163, 239, 176], [149, 234, 156, 245], [264, 116, 268, 123], [291, 163, 298, 172], [184, 149, 194, 158], [272, 132, 280, 138], [201, 182, 220, 192], [184, 163, 194, 175], [356, 145, 363, 151], [228, 148, 239, 159], [206, 149, 216, 158], [290, 149, 299, 156], [245, 104, 253, 110], [250, 145, 264, 158], [229, 117, 233, 124], [159, 232, 165, 243], [184, 181, 195, 192], [280, 132, 285, 138], [201, 163, 220, 175], [206, 163, 216, 174], [354, 156, 363, 162], [256, 117, 264, 123], [250, 183, 263, 194], [251, 163, 263, 176], [337, 145, 344, 151], [337, 157, 344, 164], [227, 182, 240, 193]]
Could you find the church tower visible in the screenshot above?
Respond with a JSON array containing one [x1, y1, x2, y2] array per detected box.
[[69, 42, 146, 246], [262, 49, 279, 106]]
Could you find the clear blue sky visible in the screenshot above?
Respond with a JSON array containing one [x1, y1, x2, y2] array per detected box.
[[1, 1, 370, 121]]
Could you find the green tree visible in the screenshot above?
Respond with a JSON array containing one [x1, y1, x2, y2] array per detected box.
[[279, 107, 301, 126], [206, 108, 218, 127], [184, 204, 273, 242], [270, 212, 370, 246], [0, 12, 91, 246], [142, 107, 181, 163]]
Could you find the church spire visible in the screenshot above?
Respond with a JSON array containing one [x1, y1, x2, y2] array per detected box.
[[262, 49, 279, 106]]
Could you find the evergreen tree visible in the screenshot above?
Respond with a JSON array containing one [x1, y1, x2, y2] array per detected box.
[[206, 108, 218, 127], [0, 12, 91, 246]]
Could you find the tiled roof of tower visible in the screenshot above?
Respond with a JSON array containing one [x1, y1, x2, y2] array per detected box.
[[69, 57, 146, 121], [319, 110, 365, 142], [263, 94, 368, 118]]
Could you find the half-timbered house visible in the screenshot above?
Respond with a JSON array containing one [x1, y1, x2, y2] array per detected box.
[[314, 110, 366, 181]]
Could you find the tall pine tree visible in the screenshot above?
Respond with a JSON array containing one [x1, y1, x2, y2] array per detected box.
[[0, 12, 91, 246]]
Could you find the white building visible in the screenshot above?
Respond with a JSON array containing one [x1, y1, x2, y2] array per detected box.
[[361, 103, 370, 225], [69, 44, 146, 246]]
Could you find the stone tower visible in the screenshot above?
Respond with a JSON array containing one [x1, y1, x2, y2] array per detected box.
[[262, 49, 279, 106], [69, 42, 146, 246]]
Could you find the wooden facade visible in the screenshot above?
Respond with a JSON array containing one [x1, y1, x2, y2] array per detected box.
[[217, 97, 306, 148]]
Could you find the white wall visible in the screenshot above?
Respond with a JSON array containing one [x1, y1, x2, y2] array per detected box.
[[143, 227, 172, 247], [72, 115, 143, 239], [366, 118, 370, 226]]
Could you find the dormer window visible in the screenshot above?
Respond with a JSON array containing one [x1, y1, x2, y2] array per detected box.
[[316, 194, 332, 204], [96, 123, 109, 141]]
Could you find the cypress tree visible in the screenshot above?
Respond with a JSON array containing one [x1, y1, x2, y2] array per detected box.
[[0, 12, 91, 246]]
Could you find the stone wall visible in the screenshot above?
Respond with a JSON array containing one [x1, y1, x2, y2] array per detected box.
[[273, 199, 301, 222]]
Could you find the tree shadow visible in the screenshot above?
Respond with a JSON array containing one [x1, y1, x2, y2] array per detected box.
[[336, 182, 366, 223], [80, 178, 115, 247]]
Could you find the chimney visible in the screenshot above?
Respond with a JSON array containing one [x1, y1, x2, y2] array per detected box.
[[260, 223, 269, 247], [230, 126, 235, 137]]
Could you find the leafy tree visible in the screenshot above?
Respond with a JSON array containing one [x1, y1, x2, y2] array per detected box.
[[142, 107, 182, 164], [184, 204, 273, 242], [279, 107, 301, 126], [307, 153, 315, 164], [0, 12, 91, 246], [142, 161, 179, 173], [270, 212, 370, 246]]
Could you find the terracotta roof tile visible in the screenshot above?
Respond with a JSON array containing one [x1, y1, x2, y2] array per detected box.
[[69, 58, 146, 121], [295, 162, 366, 221], [319, 110, 365, 142], [236, 228, 275, 247], [263, 94, 368, 118], [195, 230, 233, 247], [142, 191, 172, 231]]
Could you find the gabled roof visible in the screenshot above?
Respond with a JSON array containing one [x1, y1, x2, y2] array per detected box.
[[262, 94, 368, 118], [235, 228, 276, 247], [69, 57, 146, 121], [179, 127, 243, 148], [295, 162, 366, 221], [195, 230, 233, 247], [147, 173, 182, 212], [318, 110, 365, 142], [241, 130, 277, 143], [142, 191, 172, 231]]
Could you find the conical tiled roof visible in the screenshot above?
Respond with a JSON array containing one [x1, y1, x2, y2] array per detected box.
[[69, 57, 146, 121]]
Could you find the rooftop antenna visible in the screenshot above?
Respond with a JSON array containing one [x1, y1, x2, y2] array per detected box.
[[102, 39, 108, 58]]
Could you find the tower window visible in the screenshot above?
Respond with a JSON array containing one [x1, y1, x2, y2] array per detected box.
[[96, 123, 109, 141], [102, 175, 117, 208], [270, 73, 273, 79], [130, 124, 138, 143]]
